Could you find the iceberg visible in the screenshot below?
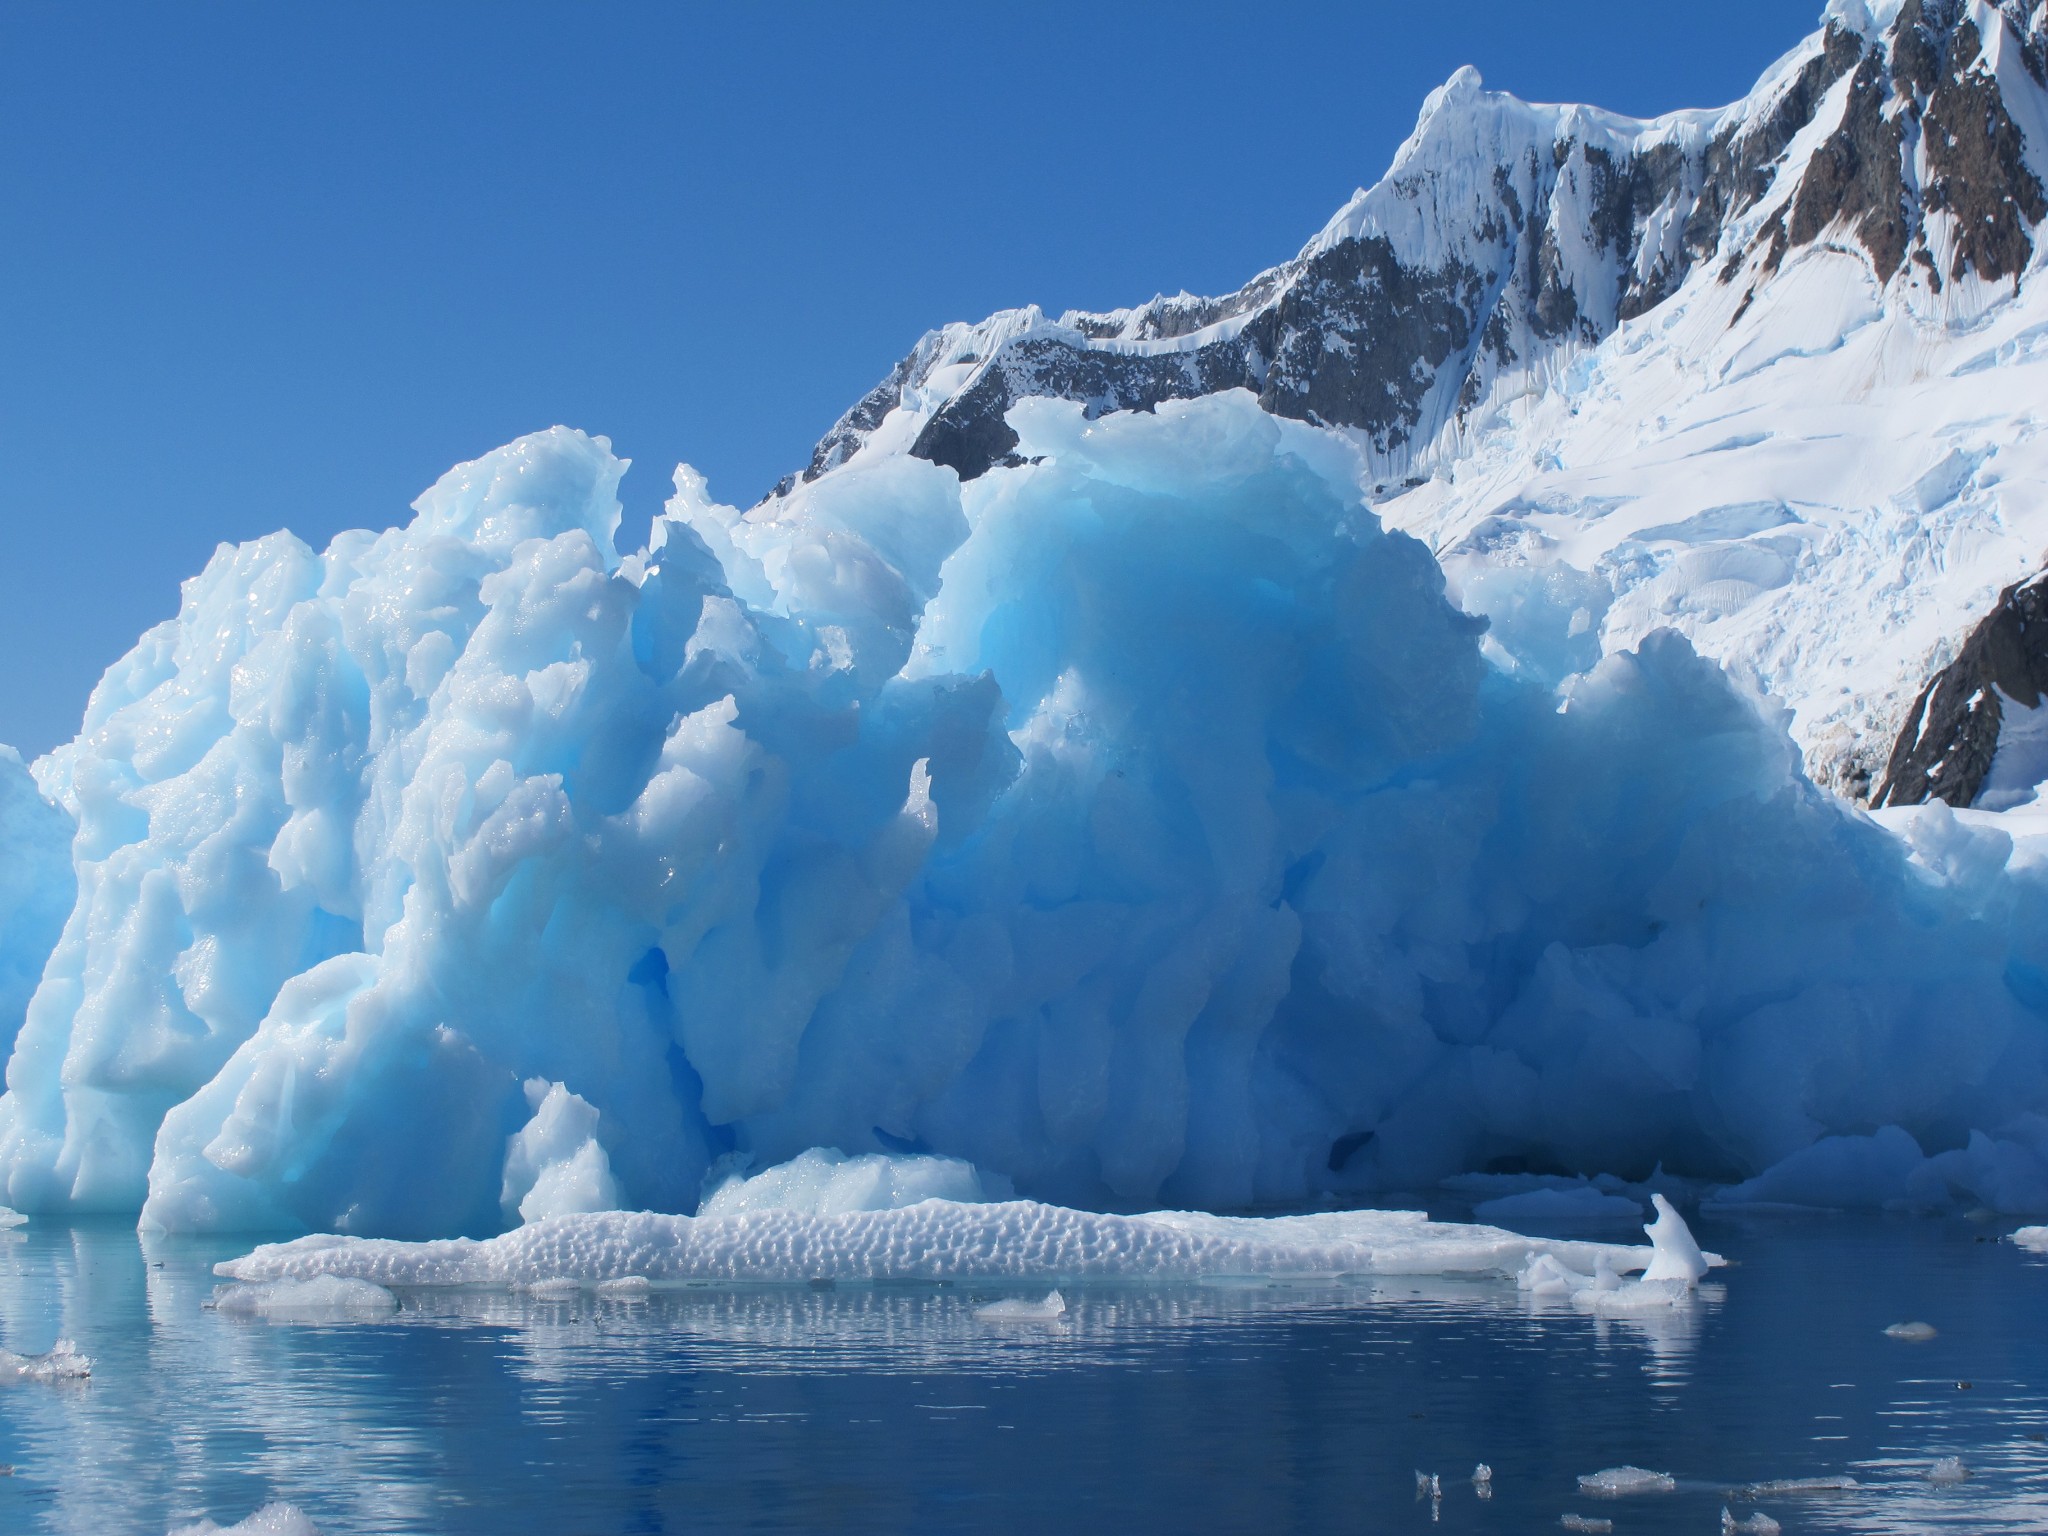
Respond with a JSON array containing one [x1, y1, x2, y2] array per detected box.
[[213, 1185, 1673, 1289], [5, 393, 2048, 1237]]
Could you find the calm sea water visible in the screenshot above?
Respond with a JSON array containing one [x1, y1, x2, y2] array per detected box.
[[0, 1211, 2043, 1534]]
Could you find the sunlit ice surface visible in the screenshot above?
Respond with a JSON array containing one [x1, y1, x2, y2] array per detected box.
[[1, 1213, 2046, 1533]]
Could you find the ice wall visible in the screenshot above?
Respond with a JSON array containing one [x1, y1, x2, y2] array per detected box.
[[5, 395, 2048, 1235]]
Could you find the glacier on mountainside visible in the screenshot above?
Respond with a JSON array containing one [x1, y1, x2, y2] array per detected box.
[[779, 0, 2048, 802], [5, 396, 2048, 1235]]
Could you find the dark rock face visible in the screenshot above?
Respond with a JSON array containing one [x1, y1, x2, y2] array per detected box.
[[1874, 574, 2048, 809], [769, 3, 2046, 503]]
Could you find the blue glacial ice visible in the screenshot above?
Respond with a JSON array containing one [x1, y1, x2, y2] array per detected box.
[[4, 391, 2048, 1237]]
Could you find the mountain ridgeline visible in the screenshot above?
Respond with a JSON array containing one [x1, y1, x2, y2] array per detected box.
[[769, 0, 2048, 809]]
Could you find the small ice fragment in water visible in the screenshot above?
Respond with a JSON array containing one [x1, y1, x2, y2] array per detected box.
[[1560, 1517, 1613, 1533], [1723, 1508, 1781, 1535], [1472, 1463, 1493, 1498], [1578, 1465, 1676, 1496], [2011, 1226, 2048, 1253], [0, 1206, 25, 1228], [1734, 1476, 1859, 1494], [1414, 1471, 1441, 1499], [1884, 1321, 1937, 1340], [974, 1289, 1065, 1322], [0, 1340, 91, 1381], [1926, 1456, 1970, 1483], [168, 1503, 321, 1536], [596, 1276, 652, 1298], [210, 1276, 397, 1319]]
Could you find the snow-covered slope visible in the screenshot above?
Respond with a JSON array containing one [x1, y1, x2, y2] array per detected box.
[[785, 0, 2048, 799]]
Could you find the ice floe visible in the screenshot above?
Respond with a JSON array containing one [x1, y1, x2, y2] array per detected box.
[[0, 1338, 90, 1381], [215, 1189, 1686, 1290], [209, 1275, 398, 1320], [1576, 1465, 1676, 1496]]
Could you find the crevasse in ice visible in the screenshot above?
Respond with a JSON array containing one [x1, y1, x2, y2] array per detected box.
[[5, 393, 2048, 1236]]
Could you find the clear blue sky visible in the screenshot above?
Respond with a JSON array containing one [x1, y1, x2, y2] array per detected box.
[[0, 1, 1823, 757]]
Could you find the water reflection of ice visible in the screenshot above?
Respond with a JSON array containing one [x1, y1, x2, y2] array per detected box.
[[3, 1219, 2047, 1534]]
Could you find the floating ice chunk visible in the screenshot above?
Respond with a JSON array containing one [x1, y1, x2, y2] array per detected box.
[[1732, 1476, 1859, 1495], [210, 1276, 398, 1320], [697, 1147, 993, 1219], [1640, 1195, 1708, 1284], [168, 1504, 321, 1536], [1926, 1456, 1970, 1483], [1517, 1252, 1589, 1296], [1414, 1471, 1441, 1499], [1560, 1517, 1613, 1533], [1577, 1466, 1676, 1496], [974, 1289, 1065, 1322], [1516, 1200, 1709, 1314], [596, 1275, 652, 1298], [1722, 1508, 1781, 1535], [1472, 1463, 1492, 1487], [0, 1339, 91, 1381], [0, 1206, 23, 1228], [2012, 1226, 2048, 1253], [1884, 1320, 1938, 1340]]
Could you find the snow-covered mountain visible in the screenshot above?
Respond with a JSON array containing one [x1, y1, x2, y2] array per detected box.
[[781, 0, 2048, 802]]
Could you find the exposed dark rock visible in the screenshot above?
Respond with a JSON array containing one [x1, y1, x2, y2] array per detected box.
[[1920, 18, 2048, 283], [1785, 51, 1911, 276], [1874, 573, 2048, 808]]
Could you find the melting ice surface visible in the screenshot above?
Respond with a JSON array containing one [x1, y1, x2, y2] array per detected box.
[[6, 393, 2048, 1238], [3, 1211, 2047, 1535]]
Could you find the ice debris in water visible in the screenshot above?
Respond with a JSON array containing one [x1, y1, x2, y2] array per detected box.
[[1722, 1509, 1781, 1535], [14, 396, 2048, 1236], [215, 1172, 1671, 1287], [1560, 1517, 1613, 1533], [1472, 1463, 1493, 1497], [0, 1339, 90, 1381], [1926, 1456, 1971, 1483], [168, 1505, 320, 1536], [1733, 1476, 1859, 1495], [1884, 1320, 1938, 1340], [973, 1289, 1065, 1322], [209, 1276, 397, 1320], [1518, 1195, 1714, 1311], [1413, 1471, 1441, 1499], [0, 1206, 23, 1228], [2011, 1227, 2048, 1253], [1577, 1466, 1677, 1496]]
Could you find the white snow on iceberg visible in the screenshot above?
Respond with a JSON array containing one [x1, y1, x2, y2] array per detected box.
[[5, 395, 2048, 1235]]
